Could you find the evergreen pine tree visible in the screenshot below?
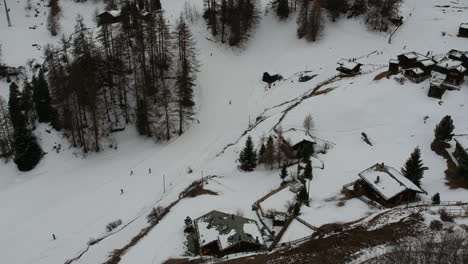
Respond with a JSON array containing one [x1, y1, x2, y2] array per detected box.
[[263, 135, 275, 169], [297, 186, 309, 206], [9, 82, 43, 171], [303, 158, 312, 180], [279, 163, 288, 182], [239, 135, 257, 171], [33, 70, 54, 124], [258, 142, 266, 163], [297, 0, 309, 38], [432, 193, 440, 205], [434, 115, 455, 144], [276, 0, 290, 19], [174, 16, 199, 135], [401, 147, 427, 187]]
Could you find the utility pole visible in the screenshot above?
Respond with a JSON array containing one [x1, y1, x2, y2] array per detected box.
[[163, 174, 166, 193], [3, 0, 12, 27]]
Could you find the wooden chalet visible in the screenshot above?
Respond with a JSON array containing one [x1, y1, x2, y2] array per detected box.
[[281, 128, 316, 157], [336, 59, 362, 75], [352, 163, 426, 207], [451, 136, 468, 172], [458, 23, 468, 38], [404, 68, 429, 83], [192, 211, 266, 256], [396, 52, 429, 69]]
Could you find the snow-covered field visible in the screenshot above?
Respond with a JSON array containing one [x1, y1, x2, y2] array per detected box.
[[1, 0, 468, 263]]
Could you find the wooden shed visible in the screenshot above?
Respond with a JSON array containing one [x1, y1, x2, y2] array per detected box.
[[336, 60, 362, 75]]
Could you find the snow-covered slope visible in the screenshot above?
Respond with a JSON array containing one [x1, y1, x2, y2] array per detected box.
[[1, 0, 468, 263]]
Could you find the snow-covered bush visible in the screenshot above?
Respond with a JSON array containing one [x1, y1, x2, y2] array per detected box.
[[106, 219, 122, 232]]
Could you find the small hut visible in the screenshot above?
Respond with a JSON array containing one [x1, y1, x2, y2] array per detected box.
[[336, 60, 362, 75], [404, 68, 429, 83], [281, 128, 316, 157], [458, 23, 468, 38]]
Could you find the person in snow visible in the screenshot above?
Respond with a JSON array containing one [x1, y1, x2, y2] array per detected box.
[[130, 170, 133, 175], [229, 100, 231, 105], [52, 234, 56, 240], [149, 168, 152, 174], [120, 189, 124, 195]]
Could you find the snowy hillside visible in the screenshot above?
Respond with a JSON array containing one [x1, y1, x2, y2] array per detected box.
[[1, 0, 468, 263]]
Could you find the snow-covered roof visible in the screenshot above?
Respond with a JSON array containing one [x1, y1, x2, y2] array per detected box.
[[454, 65, 467, 73], [194, 210, 265, 251], [260, 187, 296, 214], [399, 52, 429, 62], [431, 71, 447, 86], [448, 49, 465, 60], [389, 59, 399, 64], [289, 181, 304, 193], [436, 58, 463, 70], [107, 10, 121, 17], [460, 23, 468, 30], [453, 135, 468, 151], [419, 59, 436, 67], [409, 68, 425, 75], [358, 163, 425, 201], [337, 59, 362, 70], [338, 60, 361, 70], [401, 52, 418, 60], [282, 128, 315, 146]]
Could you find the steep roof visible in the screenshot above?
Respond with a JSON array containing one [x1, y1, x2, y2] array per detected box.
[[282, 128, 315, 146], [194, 210, 265, 251], [431, 71, 446, 87], [436, 58, 463, 70], [337, 59, 362, 70], [358, 163, 425, 201]]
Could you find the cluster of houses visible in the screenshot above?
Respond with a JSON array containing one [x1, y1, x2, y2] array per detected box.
[[343, 163, 426, 208], [185, 180, 306, 257], [184, 128, 316, 257], [389, 49, 468, 99]]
